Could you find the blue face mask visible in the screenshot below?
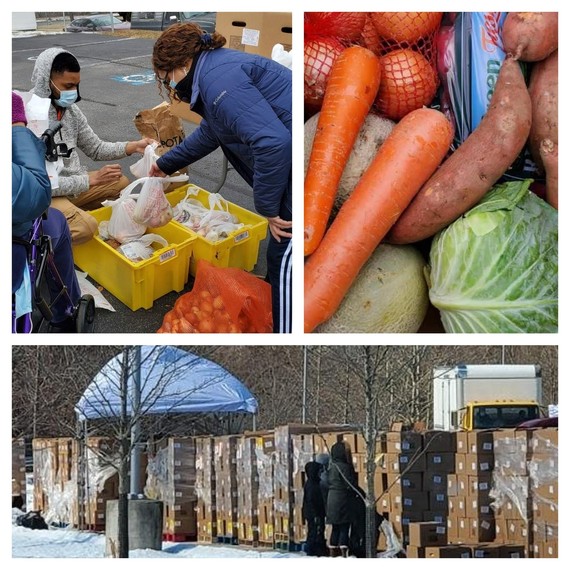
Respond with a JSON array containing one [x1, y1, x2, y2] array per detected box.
[[51, 80, 78, 108], [54, 90, 78, 108], [169, 67, 188, 90]]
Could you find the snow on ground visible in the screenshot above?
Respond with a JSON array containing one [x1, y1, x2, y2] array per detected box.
[[12, 525, 304, 559]]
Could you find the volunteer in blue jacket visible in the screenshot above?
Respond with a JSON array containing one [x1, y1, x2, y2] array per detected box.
[[150, 23, 292, 334]]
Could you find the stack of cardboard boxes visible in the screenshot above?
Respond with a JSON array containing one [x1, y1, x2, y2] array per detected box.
[[214, 435, 239, 541], [452, 430, 496, 546], [12, 438, 26, 506], [163, 437, 197, 538], [529, 428, 558, 557], [196, 436, 217, 543], [236, 435, 259, 544], [71, 437, 120, 530], [255, 433, 276, 545]]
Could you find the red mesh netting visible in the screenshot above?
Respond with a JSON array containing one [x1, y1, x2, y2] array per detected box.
[[304, 12, 443, 121], [157, 260, 272, 333], [369, 12, 442, 120]]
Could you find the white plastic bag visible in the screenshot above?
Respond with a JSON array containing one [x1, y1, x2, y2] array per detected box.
[[129, 141, 160, 179], [271, 44, 293, 69], [132, 174, 189, 228], [101, 192, 147, 244], [172, 185, 243, 241], [117, 234, 168, 263]]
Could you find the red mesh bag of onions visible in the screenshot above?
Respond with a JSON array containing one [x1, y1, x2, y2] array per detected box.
[[304, 12, 366, 117], [304, 12, 443, 121]]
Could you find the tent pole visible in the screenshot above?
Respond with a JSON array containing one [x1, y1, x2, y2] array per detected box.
[[130, 346, 142, 498]]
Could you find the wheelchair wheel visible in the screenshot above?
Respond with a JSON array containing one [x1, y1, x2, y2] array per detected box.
[[75, 295, 96, 333]]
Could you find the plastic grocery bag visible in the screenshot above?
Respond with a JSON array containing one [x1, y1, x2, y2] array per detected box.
[[100, 194, 146, 244], [272, 44, 292, 69], [173, 185, 243, 241], [128, 174, 188, 228], [129, 141, 160, 179], [157, 259, 273, 333], [118, 234, 168, 263]]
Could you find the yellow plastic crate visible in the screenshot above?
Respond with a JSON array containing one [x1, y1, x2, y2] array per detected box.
[[72, 206, 196, 311], [166, 185, 268, 275]]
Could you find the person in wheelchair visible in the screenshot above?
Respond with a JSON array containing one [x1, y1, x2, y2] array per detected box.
[[12, 92, 84, 333]]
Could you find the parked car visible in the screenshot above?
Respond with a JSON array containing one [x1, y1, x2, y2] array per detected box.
[[130, 12, 215, 32], [66, 14, 131, 33], [517, 416, 558, 429]]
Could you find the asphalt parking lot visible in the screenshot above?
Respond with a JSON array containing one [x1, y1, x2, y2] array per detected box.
[[12, 31, 267, 334]]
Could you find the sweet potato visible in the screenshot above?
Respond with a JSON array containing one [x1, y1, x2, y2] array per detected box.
[[502, 12, 558, 62], [528, 50, 558, 173], [387, 57, 531, 244], [540, 139, 558, 210]]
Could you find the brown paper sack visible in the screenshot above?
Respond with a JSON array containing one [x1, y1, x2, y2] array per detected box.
[[133, 102, 188, 190]]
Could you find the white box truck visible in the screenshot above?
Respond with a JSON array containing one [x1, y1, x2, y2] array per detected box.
[[433, 364, 542, 431]]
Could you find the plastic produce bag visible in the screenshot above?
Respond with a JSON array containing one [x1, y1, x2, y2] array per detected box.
[[157, 259, 272, 333], [117, 234, 168, 263], [130, 141, 160, 179], [100, 195, 146, 244], [129, 174, 188, 228], [172, 185, 244, 241]]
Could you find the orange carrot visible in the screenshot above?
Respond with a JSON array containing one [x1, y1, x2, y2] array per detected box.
[[304, 108, 453, 333], [304, 46, 382, 256]]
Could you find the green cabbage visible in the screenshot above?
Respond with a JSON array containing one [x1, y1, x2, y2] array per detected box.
[[428, 180, 558, 333]]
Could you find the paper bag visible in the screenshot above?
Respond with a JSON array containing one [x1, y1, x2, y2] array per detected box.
[[133, 102, 188, 190]]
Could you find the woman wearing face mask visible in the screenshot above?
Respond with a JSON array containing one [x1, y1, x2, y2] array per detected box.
[[29, 48, 154, 244], [150, 24, 292, 334]]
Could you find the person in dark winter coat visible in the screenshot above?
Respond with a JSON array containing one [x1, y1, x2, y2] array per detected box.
[[326, 441, 357, 557], [315, 453, 330, 510], [150, 23, 292, 333], [347, 484, 385, 558], [302, 461, 327, 557]]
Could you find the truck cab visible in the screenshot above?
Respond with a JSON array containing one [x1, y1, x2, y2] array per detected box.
[[458, 400, 541, 430]]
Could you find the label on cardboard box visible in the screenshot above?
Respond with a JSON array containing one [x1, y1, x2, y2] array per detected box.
[[242, 28, 260, 47]]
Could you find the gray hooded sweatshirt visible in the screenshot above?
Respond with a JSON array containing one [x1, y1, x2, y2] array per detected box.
[[30, 47, 129, 197]]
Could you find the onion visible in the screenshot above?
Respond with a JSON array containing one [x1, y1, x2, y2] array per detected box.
[[375, 48, 438, 120], [304, 37, 345, 112]]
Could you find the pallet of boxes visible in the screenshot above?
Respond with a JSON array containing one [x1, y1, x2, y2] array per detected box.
[[385, 424, 558, 558], [145, 437, 197, 541]]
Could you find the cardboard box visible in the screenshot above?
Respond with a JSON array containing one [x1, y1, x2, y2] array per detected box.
[[387, 472, 422, 491], [468, 430, 495, 454], [533, 497, 558, 524], [215, 12, 292, 58], [426, 452, 455, 473], [406, 545, 425, 558], [471, 544, 502, 558], [391, 489, 429, 512], [456, 432, 469, 453], [494, 455, 528, 476], [506, 519, 531, 543], [386, 431, 423, 454], [385, 452, 425, 474], [531, 428, 558, 454], [457, 474, 469, 496], [423, 430, 456, 452], [424, 472, 448, 493], [469, 516, 496, 543], [428, 491, 448, 512], [465, 453, 494, 475], [495, 518, 508, 544], [467, 474, 493, 497], [425, 546, 471, 558], [455, 454, 467, 475], [448, 496, 466, 518], [423, 511, 446, 524], [447, 474, 458, 497], [465, 496, 493, 518], [500, 545, 526, 558]]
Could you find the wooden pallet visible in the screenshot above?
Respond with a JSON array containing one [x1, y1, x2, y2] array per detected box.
[[163, 533, 197, 543]]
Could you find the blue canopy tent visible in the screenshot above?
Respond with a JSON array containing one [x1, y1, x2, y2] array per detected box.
[[75, 345, 258, 420], [73, 346, 258, 509]]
